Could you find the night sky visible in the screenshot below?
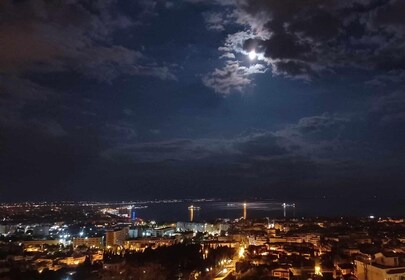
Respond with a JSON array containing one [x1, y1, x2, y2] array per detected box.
[[1, 0, 405, 201]]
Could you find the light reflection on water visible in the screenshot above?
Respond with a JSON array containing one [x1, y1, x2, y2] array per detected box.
[[211, 201, 282, 210], [135, 200, 294, 222], [132, 197, 403, 222]]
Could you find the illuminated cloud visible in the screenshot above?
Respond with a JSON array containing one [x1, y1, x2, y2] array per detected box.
[[202, 61, 266, 94], [201, 0, 405, 92]]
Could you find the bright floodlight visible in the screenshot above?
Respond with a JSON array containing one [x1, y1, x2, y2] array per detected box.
[[248, 50, 257, 60]]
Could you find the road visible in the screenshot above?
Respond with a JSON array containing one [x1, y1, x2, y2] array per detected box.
[[213, 259, 236, 280]]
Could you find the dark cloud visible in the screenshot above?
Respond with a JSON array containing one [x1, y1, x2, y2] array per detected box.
[[365, 70, 405, 87], [202, 0, 405, 92], [0, 0, 176, 146], [92, 108, 405, 199], [100, 114, 357, 171], [0, 123, 101, 200], [289, 11, 340, 41], [0, 0, 175, 81], [273, 61, 314, 78], [260, 32, 312, 60], [371, 89, 405, 124], [0, 75, 51, 123], [372, 0, 405, 28]]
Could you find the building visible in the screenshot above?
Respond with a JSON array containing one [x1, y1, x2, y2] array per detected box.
[[202, 240, 238, 249], [124, 238, 176, 252], [336, 263, 354, 276], [374, 252, 402, 267], [130, 207, 136, 221], [73, 237, 103, 249], [128, 227, 142, 239], [105, 227, 128, 248], [248, 235, 268, 246], [32, 225, 50, 237], [0, 224, 14, 236], [176, 222, 221, 235], [128, 226, 175, 238], [355, 260, 405, 280], [21, 239, 61, 249], [355, 252, 405, 280], [58, 256, 87, 267], [272, 267, 290, 279], [154, 226, 175, 237]]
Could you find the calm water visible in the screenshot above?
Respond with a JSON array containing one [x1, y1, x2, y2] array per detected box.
[[133, 198, 404, 222]]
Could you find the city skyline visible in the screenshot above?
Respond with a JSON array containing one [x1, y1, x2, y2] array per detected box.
[[1, 0, 405, 204], [0, 199, 403, 279]]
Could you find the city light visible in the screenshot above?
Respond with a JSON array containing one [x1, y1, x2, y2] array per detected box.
[[238, 247, 245, 258], [315, 265, 322, 276], [0, 201, 402, 279]]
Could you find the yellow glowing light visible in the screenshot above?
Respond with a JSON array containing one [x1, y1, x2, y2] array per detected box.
[[238, 247, 245, 258], [315, 265, 322, 276], [248, 50, 257, 60]]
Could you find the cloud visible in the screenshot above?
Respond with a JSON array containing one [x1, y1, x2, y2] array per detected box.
[[0, 75, 51, 123], [5, 105, 401, 198], [203, 11, 228, 31], [28, 119, 68, 137], [102, 138, 238, 162], [104, 122, 138, 142], [220, 53, 236, 59], [371, 89, 405, 124], [200, 0, 405, 92], [241, 0, 405, 73], [275, 113, 355, 160], [101, 113, 353, 164], [0, 119, 101, 200], [0, 0, 177, 137], [0, 0, 175, 82], [101, 127, 294, 163], [97, 113, 370, 192], [202, 60, 266, 94], [365, 70, 405, 87]]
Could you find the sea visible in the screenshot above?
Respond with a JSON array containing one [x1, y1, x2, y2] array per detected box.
[[131, 197, 404, 222]]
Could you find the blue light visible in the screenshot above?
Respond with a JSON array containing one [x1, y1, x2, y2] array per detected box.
[[131, 208, 136, 221]]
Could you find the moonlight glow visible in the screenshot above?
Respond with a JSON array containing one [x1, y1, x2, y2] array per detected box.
[[248, 50, 257, 60]]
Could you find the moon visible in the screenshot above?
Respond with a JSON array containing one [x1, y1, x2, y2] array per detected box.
[[248, 50, 257, 60]]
